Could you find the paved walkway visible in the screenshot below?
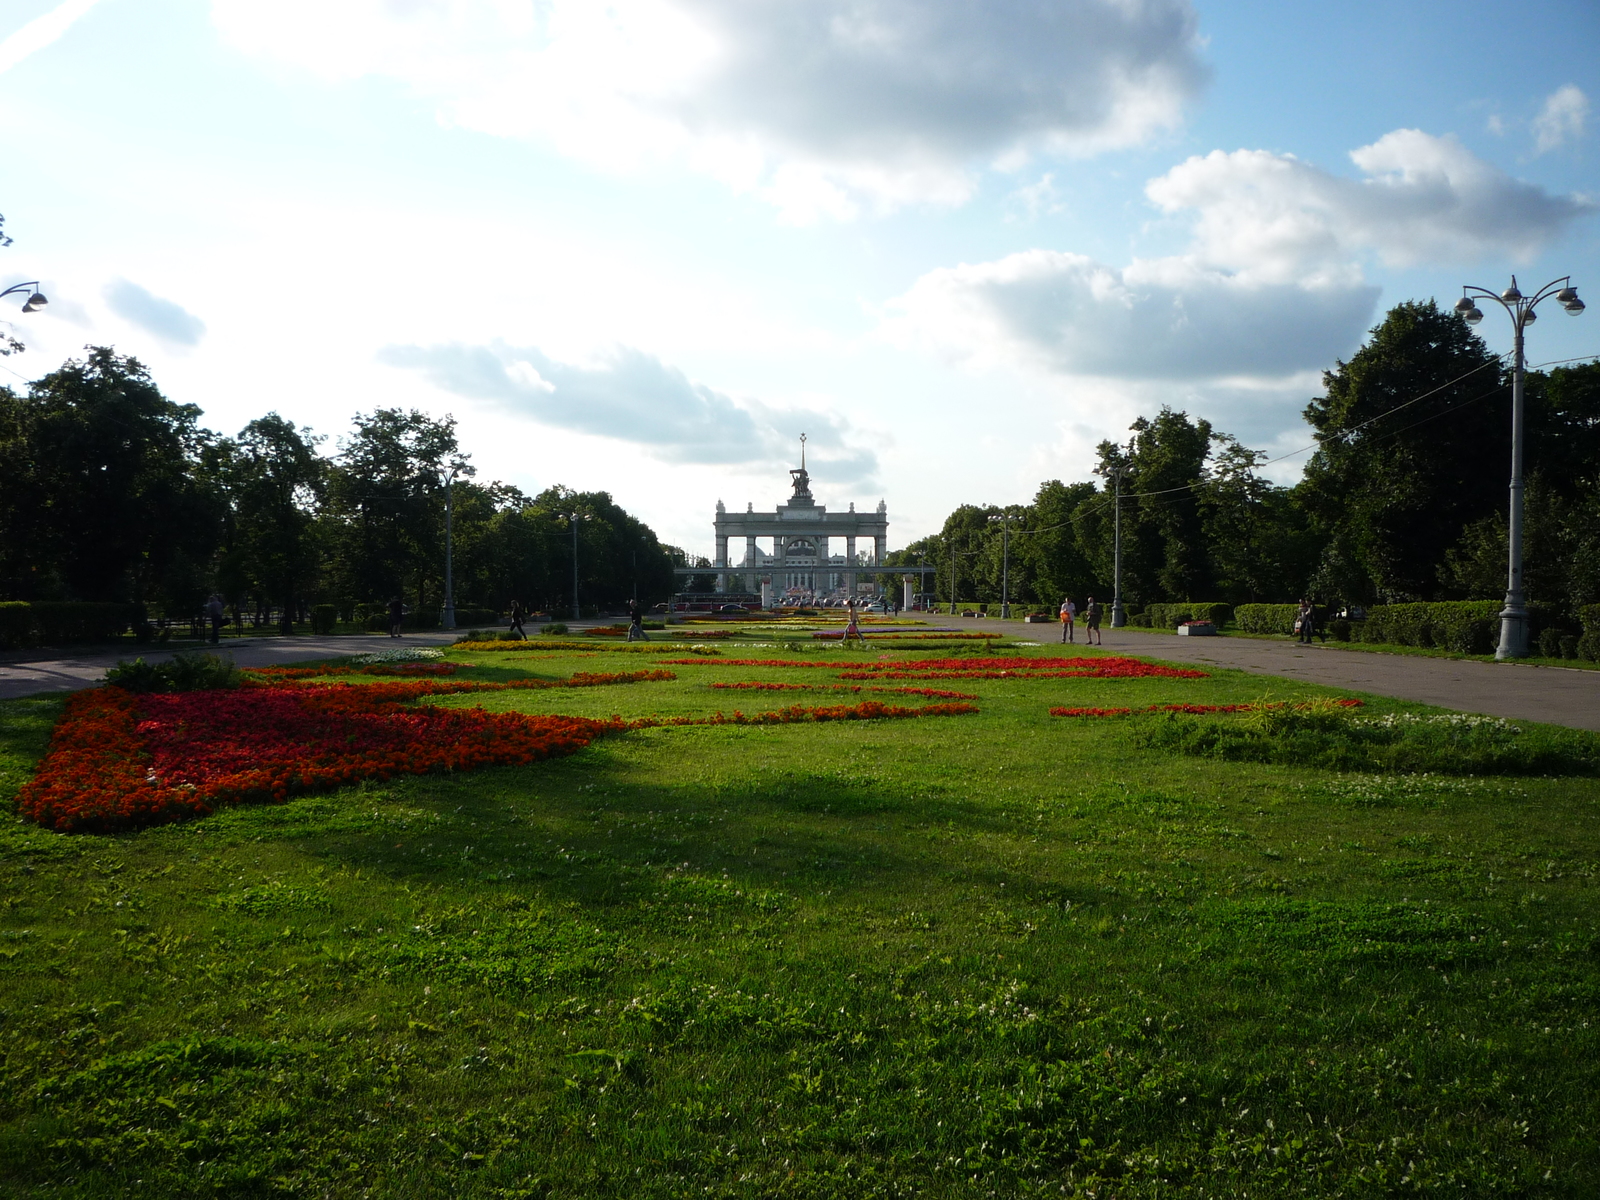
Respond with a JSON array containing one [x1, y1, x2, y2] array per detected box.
[[988, 618, 1600, 731], [0, 632, 463, 700]]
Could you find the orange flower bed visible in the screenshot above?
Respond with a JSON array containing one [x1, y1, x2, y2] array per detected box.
[[710, 682, 979, 700], [839, 655, 1208, 681], [17, 684, 624, 834], [628, 700, 979, 728]]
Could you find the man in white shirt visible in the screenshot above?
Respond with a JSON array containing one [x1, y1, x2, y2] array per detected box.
[[1059, 597, 1076, 643]]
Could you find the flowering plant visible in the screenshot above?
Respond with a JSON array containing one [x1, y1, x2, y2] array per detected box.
[[709, 682, 979, 700], [1050, 699, 1364, 718]]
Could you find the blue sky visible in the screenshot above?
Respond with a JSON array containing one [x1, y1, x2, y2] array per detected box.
[[1, 0, 1596, 555]]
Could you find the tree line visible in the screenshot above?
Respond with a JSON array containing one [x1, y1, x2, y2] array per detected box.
[[0, 348, 686, 627], [887, 300, 1600, 619]]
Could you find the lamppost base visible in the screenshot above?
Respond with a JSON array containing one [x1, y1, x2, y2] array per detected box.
[[1110, 603, 1126, 629], [1495, 606, 1528, 660], [1001, 603, 1011, 619], [442, 605, 456, 632]]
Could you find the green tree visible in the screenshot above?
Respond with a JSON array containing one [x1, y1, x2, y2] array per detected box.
[[326, 409, 463, 610], [0, 348, 218, 615], [1298, 300, 1503, 603], [219, 415, 327, 633]]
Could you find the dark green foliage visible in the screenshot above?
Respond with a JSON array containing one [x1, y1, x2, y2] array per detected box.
[[541, 622, 569, 635], [309, 604, 338, 635], [1300, 301, 1504, 603], [1233, 603, 1302, 634], [1143, 602, 1232, 629], [0, 349, 219, 612], [104, 651, 240, 693], [0, 602, 128, 649]]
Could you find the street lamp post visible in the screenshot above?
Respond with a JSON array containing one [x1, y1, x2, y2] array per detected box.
[[987, 512, 1013, 618], [0, 282, 48, 312], [563, 512, 590, 622], [1110, 465, 1127, 628], [439, 460, 473, 631], [1454, 276, 1584, 659]]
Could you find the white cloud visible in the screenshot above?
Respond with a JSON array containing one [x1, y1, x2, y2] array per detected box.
[[211, 0, 1207, 220], [1532, 84, 1589, 154], [0, 0, 102, 76], [887, 129, 1593, 381], [1149, 130, 1593, 283], [377, 340, 878, 483]]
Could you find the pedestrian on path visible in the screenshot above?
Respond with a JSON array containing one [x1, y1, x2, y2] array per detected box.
[[1084, 595, 1103, 645], [509, 600, 527, 640], [626, 599, 649, 642], [205, 594, 225, 645], [1295, 599, 1317, 644], [387, 598, 406, 638], [1059, 596, 1076, 643]]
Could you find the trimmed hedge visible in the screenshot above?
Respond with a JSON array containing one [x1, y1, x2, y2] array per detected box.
[[0, 602, 130, 650], [1350, 600, 1542, 655], [1144, 602, 1233, 629], [310, 604, 338, 635], [1233, 604, 1303, 635]]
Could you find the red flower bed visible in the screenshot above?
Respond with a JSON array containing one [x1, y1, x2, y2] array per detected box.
[[17, 684, 623, 834], [629, 700, 979, 728], [17, 669, 980, 834], [659, 657, 832, 668], [245, 663, 459, 681], [1049, 699, 1364, 718], [710, 681, 979, 700], [839, 655, 1207, 680]]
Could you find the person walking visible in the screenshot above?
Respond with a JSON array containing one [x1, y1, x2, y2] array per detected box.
[[626, 599, 649, 642], [509, 600, 528, 640], [205, 593, 225, 645], [1295, 599, 1317, 644], [387, 597, 405, 638], [1059, 596, 1076, 644], [1084, 595, 1102, 645], [843, 598, 865, 644]]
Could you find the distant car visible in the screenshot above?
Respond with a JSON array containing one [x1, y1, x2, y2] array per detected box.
[[862, 600, 889, 614], [717, 603, 748, 614]]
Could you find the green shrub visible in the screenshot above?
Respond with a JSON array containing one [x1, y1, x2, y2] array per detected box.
[[1579, 604, 1600, 633], [541, 622, 569, 635], [105, 652, 240, 693], [1233, 604, 1300, 635], [1129, 612, 1153, 628], [1560, 634, 1579, 659], [310, 604, 338, 635], [1139, 705, 1600, 776], [1537, 628, 1566, 659], [1579, 630, 1600, 662], [1329, 619, 1352, 642], [1144, 602, 1233, 629], [452, 607, 499, 626], [0, 601, 129, 649]]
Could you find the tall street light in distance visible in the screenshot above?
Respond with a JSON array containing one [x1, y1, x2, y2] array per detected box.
[[1454, 276, 1584, 659], [987, 512, 1014, 618], [563, 511, 592, 622], [440, 458, 474, 632]]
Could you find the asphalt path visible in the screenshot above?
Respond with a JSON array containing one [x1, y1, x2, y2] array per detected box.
[[985, 616, 1600, 731], [2, 618, 1598, 732]]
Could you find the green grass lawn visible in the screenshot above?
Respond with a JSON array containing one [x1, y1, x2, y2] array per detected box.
[[0, 644, 1597, 1197]]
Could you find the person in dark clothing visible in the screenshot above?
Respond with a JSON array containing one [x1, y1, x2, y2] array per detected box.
[[1084, 595, 1103, 645], [509, 601, 528, 640], [1295, 600, 1316, 644], [205, 594, 225, 644], [387, 598, 405, 638], [626, 599, 649, 642]]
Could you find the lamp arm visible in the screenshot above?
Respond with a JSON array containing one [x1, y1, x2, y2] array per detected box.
[[0, 282, 40, 300]]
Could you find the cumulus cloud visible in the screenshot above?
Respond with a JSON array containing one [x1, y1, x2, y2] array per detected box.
[[212, 0, 1207, 220], [1532, 84, 1589, 154], [103, 279, 206, 346], [1151, 129, 1595, 282], [378, 340, 877, 482], [887, 129, 1593, 381]]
